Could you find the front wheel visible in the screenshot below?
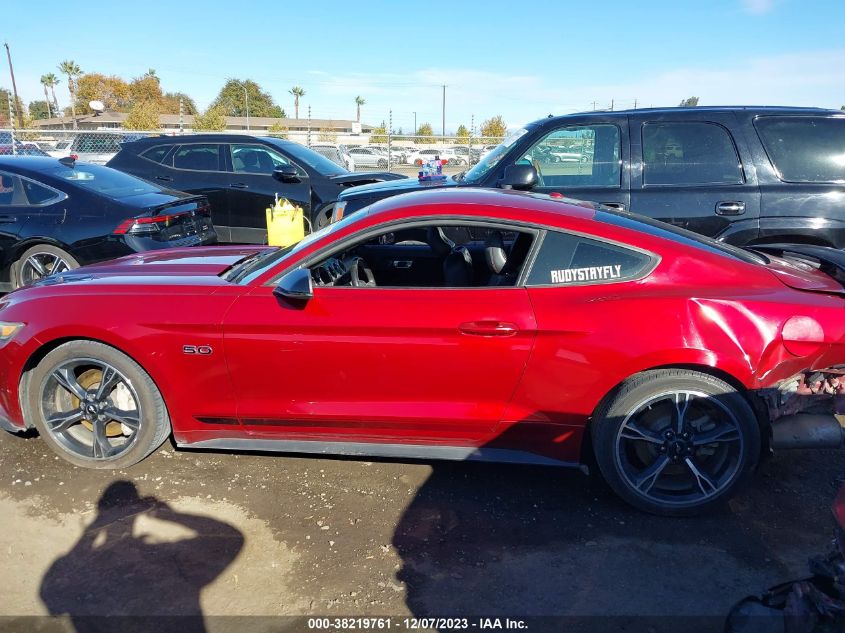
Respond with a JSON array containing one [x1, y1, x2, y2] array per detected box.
[[377, 159, 388, 168], [14, 244, 79, 288], [25, 340, 171, 469], [591, 369, 760, 516]]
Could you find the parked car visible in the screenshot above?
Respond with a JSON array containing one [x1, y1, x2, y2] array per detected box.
[[449, 145, 482, 164], [107, 134, 406, 238], [347, 147, 389, 169], [0, 143, 50, 157], [0, 156, 216, 291], [406, 148, 467, 166], [310, 143, 355, 171], [67, 133, 135, 165], [333, 106, 845, 248], [2, 187, 845, 516]]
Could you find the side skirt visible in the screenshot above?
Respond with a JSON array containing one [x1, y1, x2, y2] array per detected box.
[[177, 437, 578, 468]]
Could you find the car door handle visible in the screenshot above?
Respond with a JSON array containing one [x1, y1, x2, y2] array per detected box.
[[230, 183, 249, 189], [391, 260, 413, 269], [715, 201, 746, 216], [459, 321, 519, 337], [154, 175, 173, 182], [0, 215, 17, 223], [601, 202, 626, 211]]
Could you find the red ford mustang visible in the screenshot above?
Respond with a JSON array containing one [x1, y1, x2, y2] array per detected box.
[[0, 188, 844, 515]]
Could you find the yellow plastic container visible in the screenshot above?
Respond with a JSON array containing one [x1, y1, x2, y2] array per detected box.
[[265, 197, 305, 247]]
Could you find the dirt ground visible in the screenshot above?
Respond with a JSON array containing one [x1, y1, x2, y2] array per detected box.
[[0, 429, 843, 632]]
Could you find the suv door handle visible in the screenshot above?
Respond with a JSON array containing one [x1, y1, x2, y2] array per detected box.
[[601, 202, 626, 211], [715, 201, 746, 215], [154, 175, 173, 182], [230, 183, 249, 189], [459, 321, 519, 337], [0, 215, 17, 223], [391, 260, 413, 269]]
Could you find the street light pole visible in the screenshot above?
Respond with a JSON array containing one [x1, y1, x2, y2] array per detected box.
[[234, 80, 249, 131], [413, 111, 417, 136]]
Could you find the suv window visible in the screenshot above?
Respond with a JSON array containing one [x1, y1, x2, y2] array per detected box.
[[173, 144, 221, 171], [527, 230, 652, 286], [141, 145, 170, 164], [519, 124, 621, 189], [642, 122, 742, 186], [231, 144, 291, 174], [754, 116, 845, 183]]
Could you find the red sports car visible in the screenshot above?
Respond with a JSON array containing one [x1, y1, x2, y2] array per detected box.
[[0, 188, 844, 515]]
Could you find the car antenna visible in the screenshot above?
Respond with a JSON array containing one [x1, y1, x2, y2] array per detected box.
[[58, 155, 77, 167]]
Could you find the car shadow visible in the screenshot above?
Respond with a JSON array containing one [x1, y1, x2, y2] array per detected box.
[[391, 404, 802, 633], [38, 480, 244, 633]]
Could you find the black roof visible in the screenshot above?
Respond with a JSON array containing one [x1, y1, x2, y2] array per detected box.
[[532, 105, 843, 127], [0, 155, 76, 178], [120, 134, 297, 147]]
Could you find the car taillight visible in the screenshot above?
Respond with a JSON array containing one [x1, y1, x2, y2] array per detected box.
[[114, 211, 188, 235], [197, 204, 211, 217], [834, 485, 845, 529], [781, 315, 825, 356]]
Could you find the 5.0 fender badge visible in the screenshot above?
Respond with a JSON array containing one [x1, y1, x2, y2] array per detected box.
[[183, 345, 213, 355]]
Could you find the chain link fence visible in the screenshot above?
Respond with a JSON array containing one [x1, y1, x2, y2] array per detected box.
[[0, 128, 505, 175]]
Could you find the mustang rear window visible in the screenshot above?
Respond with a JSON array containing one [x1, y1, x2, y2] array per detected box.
[[526, 230, 652, 286]]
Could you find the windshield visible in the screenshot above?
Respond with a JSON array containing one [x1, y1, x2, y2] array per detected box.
[[263, 138, 349, 176], [46, 164, 160, 198], [226, 211, 366, 284], [460, 128, 530, 183]]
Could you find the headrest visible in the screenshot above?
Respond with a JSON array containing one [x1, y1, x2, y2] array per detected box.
[[485, 232, 507, 274]]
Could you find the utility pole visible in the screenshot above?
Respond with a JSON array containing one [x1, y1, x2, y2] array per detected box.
[[4, 43, 23, 128], [591, 101, 598, 111], [413, 111, 417, 136], [307, 105, 311, 147], [610, 99, 614, 111], [441, 85, 446, 138], [633, 98, 638, 109]]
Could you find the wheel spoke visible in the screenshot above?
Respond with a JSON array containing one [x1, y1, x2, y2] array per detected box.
[[91, 421, 115, 459], [620, 420, 664, 444], [673, 392, 693, 433], [52, 367, 88, 401], [45, 408, 84, 432], [95, 366, 120, 400], [684, 457, 719, 498], [632, 455, 670, 494], [48, 256, 65, 275], [104, 406, 140, 431], [692, 424, 741, 446], [27, 256, 47, 277]]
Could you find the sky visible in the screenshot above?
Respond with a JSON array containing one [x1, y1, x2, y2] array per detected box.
[[3, 0, 845, 133]]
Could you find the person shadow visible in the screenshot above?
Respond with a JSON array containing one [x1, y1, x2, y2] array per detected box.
[[39, 480, 244, 633]]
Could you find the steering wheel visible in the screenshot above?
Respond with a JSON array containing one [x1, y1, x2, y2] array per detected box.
[[349, 257, 377, 287]]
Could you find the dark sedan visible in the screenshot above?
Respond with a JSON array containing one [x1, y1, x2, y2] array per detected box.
[[0, 156, 216, 291], [107, 134, 406, 242]]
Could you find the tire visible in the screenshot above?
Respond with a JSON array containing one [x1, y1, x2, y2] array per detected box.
[[25, 340, 170, 469], [377, 159, 388, 168], [13, 244, 79, 289], [591, 369, 760, 516]]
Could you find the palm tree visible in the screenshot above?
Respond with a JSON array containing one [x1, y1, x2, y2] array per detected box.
[[143, 68, 159, 83], [289, 86, 305, 119], [58, 60, 82, 129], [39, 74, 54, 118], [42, 73, 60, 116], [355, 96, 365, 123]]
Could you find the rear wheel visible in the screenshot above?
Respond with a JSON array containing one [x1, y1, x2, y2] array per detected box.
[[14, 244, 79, 288], [591, 369, 760, 516], [377, 158, 388, 168], [25, 341, 170, 469]]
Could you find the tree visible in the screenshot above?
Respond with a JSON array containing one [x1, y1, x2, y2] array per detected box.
[[355, 95, 365, 122], [129, 74, 164, 107], [456, 124, 470, 139], [289, 86, 305, 119], [192, 105, 227, 131], [1, 88, 25, 127], [212, 79, 284, 118], [161, 92, 198, 115], [123, 100, 160, 130], [370, 123, 387, 144], [268, 121, 288, 139], [416, 122, 434, 143], [75, 73, 131, 113], [39, 75, 54, 118], [679, 96, 699, 107], [841, 105, 844, 111], [42, 73, 60, 116], [480, 116, 507, 140], [58, 60, 83, 128], [29, 100, 51, 120]]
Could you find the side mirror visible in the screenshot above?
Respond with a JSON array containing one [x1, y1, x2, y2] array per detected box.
[[273, 165, 300, 183], [499, 164, 537, 191], [273, 267, 313, 301]]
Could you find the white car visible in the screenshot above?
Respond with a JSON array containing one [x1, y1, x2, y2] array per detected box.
[[407, 148, 467, 166], [347, 147, 389, 168]]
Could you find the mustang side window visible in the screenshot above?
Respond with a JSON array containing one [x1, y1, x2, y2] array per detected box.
[[526, 231, 653, 286], [308, 224, 535, 289]]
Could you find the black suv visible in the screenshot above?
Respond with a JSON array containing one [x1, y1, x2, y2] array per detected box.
[[335, 106, 845, 247]]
